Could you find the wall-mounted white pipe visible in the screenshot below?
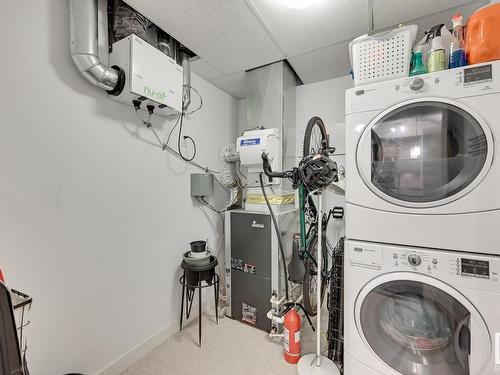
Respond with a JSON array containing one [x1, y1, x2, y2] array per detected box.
[[69, 0, 124, 94]]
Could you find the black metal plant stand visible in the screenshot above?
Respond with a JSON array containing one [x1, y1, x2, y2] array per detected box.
[[179, 256, 219, 347]]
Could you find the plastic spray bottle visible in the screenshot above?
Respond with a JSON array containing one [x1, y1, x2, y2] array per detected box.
[[410, 47, 428, 76], [450, 13, 467, 68], [427, 25, 447, 73]]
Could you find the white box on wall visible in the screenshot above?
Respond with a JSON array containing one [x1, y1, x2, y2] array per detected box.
[[109, 34, 183, 116]]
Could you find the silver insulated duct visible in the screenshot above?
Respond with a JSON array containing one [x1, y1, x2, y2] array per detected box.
[[69, 0, 124, 94]]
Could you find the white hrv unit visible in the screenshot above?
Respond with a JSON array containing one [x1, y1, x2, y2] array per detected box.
[[109, 34, 183, 116]]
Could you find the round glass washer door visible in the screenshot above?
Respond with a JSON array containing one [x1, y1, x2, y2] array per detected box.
[[356, 98, 493, 208], [354, 273, 491, 375]]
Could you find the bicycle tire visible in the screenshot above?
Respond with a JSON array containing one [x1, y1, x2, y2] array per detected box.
[[302, 116, 328, 157], [302, 234, 328, 317]]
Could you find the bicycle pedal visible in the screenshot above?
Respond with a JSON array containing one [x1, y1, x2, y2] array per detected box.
[[332, 206, 344, 219]]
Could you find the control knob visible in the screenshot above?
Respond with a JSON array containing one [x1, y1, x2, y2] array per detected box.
[[410, 77, 424, 91], [408, 253, 422, 266]]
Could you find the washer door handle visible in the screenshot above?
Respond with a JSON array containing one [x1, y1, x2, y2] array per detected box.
[[454, 315, 471, 370]]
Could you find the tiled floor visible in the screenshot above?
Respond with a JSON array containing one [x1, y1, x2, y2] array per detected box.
[[122, 309, 329, 375]]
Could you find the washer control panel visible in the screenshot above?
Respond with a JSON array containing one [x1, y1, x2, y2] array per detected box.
[[390, 248, 437, 273], [452, 257, 490, 279], [348, 240, 500, 293], [386, 245, 498, 283]]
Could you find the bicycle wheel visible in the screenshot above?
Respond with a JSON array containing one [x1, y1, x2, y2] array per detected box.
[[302, 234, 328, 317], [302, 116, 328, 157]]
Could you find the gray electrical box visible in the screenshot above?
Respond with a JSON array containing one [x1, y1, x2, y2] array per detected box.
[[190, 173, 214, 197]]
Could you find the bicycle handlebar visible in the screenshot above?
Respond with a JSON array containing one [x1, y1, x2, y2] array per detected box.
[[261, 152, 292, 182]]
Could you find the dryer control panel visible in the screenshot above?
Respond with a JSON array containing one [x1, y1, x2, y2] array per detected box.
[[348, 240, 500, 293], [345, 60, 500, 116]]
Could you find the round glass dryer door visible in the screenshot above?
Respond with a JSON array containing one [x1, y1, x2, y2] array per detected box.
[[359, 280, 472, 375], [357, 100, 492, 207]]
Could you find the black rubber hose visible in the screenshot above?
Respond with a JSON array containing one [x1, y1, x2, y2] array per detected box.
[[295, 303, 315, 332], [283, 302, 315, 332], [259, 173, 289, 301]]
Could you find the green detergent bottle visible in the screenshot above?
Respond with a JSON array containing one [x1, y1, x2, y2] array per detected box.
[[410, 48, 428, 76], [427, 25, 446, 73]]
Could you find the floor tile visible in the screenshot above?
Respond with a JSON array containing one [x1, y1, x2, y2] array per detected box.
[[122, 308, 331, 375]]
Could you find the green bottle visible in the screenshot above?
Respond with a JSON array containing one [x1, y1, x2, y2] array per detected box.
[[427, 25, 446, 73], [409, 49, 428, 76]]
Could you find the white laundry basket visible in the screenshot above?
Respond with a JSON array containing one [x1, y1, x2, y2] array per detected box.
[[350, 25, 418, 86]]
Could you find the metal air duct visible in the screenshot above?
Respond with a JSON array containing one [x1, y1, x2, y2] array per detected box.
[[245, 61, 300, 188], [69, 0, 125, 95]]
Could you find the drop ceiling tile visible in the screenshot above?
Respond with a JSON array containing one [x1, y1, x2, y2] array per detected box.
[[190, 58, 224, 81], [373, 0, 480, 30], [125, 0, 283, 75], [246, 0, 369, 57], [288, 41, 352, 84], [212, 72, 247, 99]]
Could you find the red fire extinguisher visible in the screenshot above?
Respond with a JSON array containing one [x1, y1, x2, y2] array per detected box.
[[283, 309, 301, 364]]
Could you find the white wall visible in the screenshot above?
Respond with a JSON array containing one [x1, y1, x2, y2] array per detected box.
[[0, 1, 238, 374], [295, 75, 352, 157]]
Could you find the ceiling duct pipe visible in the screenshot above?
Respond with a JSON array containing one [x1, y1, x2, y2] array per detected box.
[[246, 61, 300, 182], [179, 49, 191, 111], [69, 0, 125, 95]]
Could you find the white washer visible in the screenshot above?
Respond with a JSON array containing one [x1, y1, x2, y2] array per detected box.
[[345, 239, 500, 375], [345, 61, 500, 255]]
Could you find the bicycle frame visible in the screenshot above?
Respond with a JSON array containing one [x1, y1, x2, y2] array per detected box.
[[298, 184, 329, 277], [262, 152, 330, 277]]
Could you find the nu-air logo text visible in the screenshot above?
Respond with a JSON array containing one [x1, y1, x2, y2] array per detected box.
[[251, 220, 264, 229], [144, 86, 166, 101]]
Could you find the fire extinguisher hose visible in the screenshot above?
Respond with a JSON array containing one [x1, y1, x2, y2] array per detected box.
[[284, 302, 315, 332]]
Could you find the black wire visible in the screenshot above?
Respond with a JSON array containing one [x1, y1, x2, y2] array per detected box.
[[185, 85, 203, 115], [295, 303, 315, 332], [259, 173, 289, 301], [199, 196, 222, 214], [164, 112, 182, 146], [283, 302, 315, 332], [237, 162, 247, 180], [177, 111, 197, 162], [236, 162, 247, 189], [184, 135, 197, 159], [134, 102, 217, 174]]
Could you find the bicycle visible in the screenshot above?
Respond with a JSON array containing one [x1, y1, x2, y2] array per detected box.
[[261, 117, 338, 316]]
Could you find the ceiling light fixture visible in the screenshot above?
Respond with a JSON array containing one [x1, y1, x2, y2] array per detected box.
[[280, 0, 317, 10]]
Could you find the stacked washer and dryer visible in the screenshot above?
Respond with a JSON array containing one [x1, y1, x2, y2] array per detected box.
[[344, 61, 500, 375]]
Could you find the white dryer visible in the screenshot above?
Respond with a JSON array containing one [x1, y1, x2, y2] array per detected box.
[[344, 239, 500, 375], [345, 61, 500, 255]]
